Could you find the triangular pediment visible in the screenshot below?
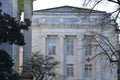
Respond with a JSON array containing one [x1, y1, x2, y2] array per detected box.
[[34, 5, 105, 13]]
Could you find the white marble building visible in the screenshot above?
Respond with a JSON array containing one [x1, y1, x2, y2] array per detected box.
[[32, 6, 118, 80]]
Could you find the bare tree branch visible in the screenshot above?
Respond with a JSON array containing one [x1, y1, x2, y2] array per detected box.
[[27, 53, 60, 80], [108, 0, 120, 5], [82, 0, 103, 20]]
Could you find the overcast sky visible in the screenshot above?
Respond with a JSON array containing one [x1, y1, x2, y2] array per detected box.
[[33, 0, 83, 10], [33, 0, 117, 13]]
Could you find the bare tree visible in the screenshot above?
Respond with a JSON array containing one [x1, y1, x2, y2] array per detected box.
[[27, 53, 60, 80], [90, 33, 119, 80], [81, 1, 120, 79], [82, 0, 120, 25]]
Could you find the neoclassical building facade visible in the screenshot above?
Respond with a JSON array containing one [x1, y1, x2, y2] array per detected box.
[[32, 6, 118, 80]]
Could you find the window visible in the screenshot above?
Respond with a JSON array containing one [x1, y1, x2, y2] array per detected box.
[[85, 64, 92, 77], [66, 64, 74, 77], [46, 37, 56, 55], [65, 37, 74, 55], [84, 35, 93, 55]]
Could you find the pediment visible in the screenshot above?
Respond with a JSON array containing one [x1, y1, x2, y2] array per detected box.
[[34, 6, 105, 13]]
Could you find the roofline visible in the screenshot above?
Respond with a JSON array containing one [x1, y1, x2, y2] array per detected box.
[[33, 5, 106, 13]]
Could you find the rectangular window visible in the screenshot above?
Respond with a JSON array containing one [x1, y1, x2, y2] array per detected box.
[[84, 35, 93, 55], [65, 37, 74, 55], [85, 64, 92, 77], [66, 64, 74, 77], [46, 37, 56, 55]]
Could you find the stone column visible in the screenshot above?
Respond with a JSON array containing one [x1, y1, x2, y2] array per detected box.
[[40, 34, 47, 55], [22, 0, 32, 79], [77, 34, 84, 80], [12, 0, 17, 17], [57, 35, 65, 79], [1, 0, 19, 72], [12, 0, 20, 73], [12, 44, 19, 72]]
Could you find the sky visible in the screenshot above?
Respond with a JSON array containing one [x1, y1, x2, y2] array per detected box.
[[33, 0, 83, 10], [33, 0, 118, 13]]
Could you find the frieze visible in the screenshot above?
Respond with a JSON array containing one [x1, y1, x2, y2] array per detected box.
[[36, 24, 102, 30], [33, 17, 103, 25]]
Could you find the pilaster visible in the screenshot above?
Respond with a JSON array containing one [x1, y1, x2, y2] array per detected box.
[[57, 35, 65, 78], [76, 34, 84, 80], [40, 34, 47, 55]]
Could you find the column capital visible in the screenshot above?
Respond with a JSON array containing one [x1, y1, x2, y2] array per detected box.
[[77, 34, 84, 39], [58, 35, 65, 39], [40, 35, 47, 39]]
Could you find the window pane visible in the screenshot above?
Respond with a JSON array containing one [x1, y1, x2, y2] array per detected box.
[[65, 37, 74, 55], [66, 64, 74, 77], [85, 64, 92, 77], [84, 35, 93, 55], [46, 38, 56, 55]]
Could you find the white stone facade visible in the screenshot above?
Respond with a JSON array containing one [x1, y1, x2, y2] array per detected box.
[[32, 6, 118, 80]]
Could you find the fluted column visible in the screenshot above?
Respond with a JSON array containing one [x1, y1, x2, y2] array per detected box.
[[77, 34, 84, 80]]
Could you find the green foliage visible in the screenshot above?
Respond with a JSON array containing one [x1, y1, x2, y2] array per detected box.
[[0, 50, 19, 80], [17, 0, 33, 15], [0, 2, 31, 80], [0, 12, 31, 45]]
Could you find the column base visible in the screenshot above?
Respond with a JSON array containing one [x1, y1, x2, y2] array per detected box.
[[19, 72, 33, 80]]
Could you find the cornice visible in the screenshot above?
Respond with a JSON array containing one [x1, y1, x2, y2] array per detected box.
[[35, 24, 102, 30]]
